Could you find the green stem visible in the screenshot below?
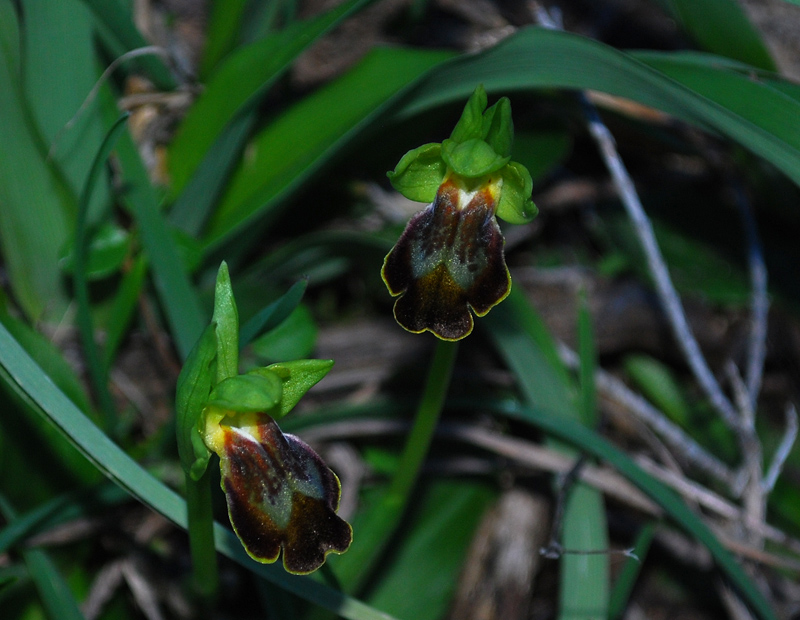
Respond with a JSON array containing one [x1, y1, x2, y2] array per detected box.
[[331, 339, 458, 595], [185, 469, 219, 599], [388, 339, 458, 501]]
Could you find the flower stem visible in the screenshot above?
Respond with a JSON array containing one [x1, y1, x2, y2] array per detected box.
[[388, 339, 459, 501], [185, 469, 219, 599], [331, 339, 458, 594]]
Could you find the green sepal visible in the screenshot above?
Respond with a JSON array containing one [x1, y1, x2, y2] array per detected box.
[[497, 161, 538, 224], [176, 324, 217, 479], [212, 261, 239, 383], [441, 138, 510, 178], [207, 371, 283, 413], [449, 84, 488, 143], [386, 142, 446, 203], [482, 97, 513, 159], [262, 359, 335, 420]]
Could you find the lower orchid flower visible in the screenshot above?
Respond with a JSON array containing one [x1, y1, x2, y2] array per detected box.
[[203, 407, 352, 574], [176, 264, 352, 579], [382, 86, 538, 340]]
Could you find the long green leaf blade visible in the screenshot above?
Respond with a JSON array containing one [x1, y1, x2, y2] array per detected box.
[[168, 0, 374, 196], [23, 0, 109, 222], [203, 46, 454, 248], [395, 28, 800, 187], [664, 0, 775, 70], [0, 5, 72, 321]]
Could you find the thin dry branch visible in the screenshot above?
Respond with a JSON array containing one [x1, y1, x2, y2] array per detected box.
[[557, 342, 735, 485], [299, 418, 800, 564]]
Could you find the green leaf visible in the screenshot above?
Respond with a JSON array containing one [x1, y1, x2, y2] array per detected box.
[[79, 0, 174, 89], [560, 485, 609, 619], [24, 549, 86, 620], [481, 97, 513, 158], [203, 46, 454, 247], [0, 310, 92, 416], [624, 354, 691, 426], [260, 359, 334, 419], [112, 122, 206, 360], [102, 255, 147, 368], [365, 481, 494, 620], [486, 292, 608, 620], [0, 322, 396, 620], [441, 137, 509, 177], [394, 28, 800, 189], [168, 0, 373, 196], [200, 0, 249, 77], [168, 111, 257, 236], [609, 522, 655, 619], [176, 324, 216, 479], [239, 278, 309, 348], [249, 304, 318, 363], [448, 84, 487, 143], [496, 161, 537, 224], [207, 372, 283, 412], [0, 9, 72, 322], [23, 0, 109, 223], [72, 113, 130, 425], [59, 223, 129, 279], [386, 142, 446, 203], [212, 261, 239, 382], [663, 0, 775, 70], [0, 1, 20, 75]]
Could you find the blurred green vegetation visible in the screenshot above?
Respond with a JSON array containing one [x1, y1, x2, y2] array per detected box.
[[1, 0, 798, 619]]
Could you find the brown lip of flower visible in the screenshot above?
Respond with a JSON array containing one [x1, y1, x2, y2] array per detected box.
[[381, 177, 511, 341], [208, 410, 352, 574]]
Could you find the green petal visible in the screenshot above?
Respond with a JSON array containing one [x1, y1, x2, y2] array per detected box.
[[217, 414, 352, 574], [441, 138, 510, 178], [381, 181, 510, 340], [496, 161, 538, 224], [386, 142, 446, 203]]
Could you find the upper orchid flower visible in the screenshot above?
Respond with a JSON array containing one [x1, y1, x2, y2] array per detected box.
[[382, 85, 537, 340]]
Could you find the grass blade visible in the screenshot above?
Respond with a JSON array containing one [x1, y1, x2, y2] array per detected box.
[[168, 0, 375, 196], [73, 113, 130, 426], [663, 0, 775, 70], [203, 46, 454, 248], [395, 28, 800, 188], [79, 0, 174, 89], [239, 278, 308, 348], [0, 498, 85, 620], [0, 8, 72, 321], [112, 122, 206, 360], [22, 0, 109, 221], [487, 293, 608, 620], [609, 522, 656, 619]]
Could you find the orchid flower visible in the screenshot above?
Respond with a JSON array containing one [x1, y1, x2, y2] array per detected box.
[[382, 86, 537, 340], [203, 404, 352, 574], [177, 264, 351, 576]]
